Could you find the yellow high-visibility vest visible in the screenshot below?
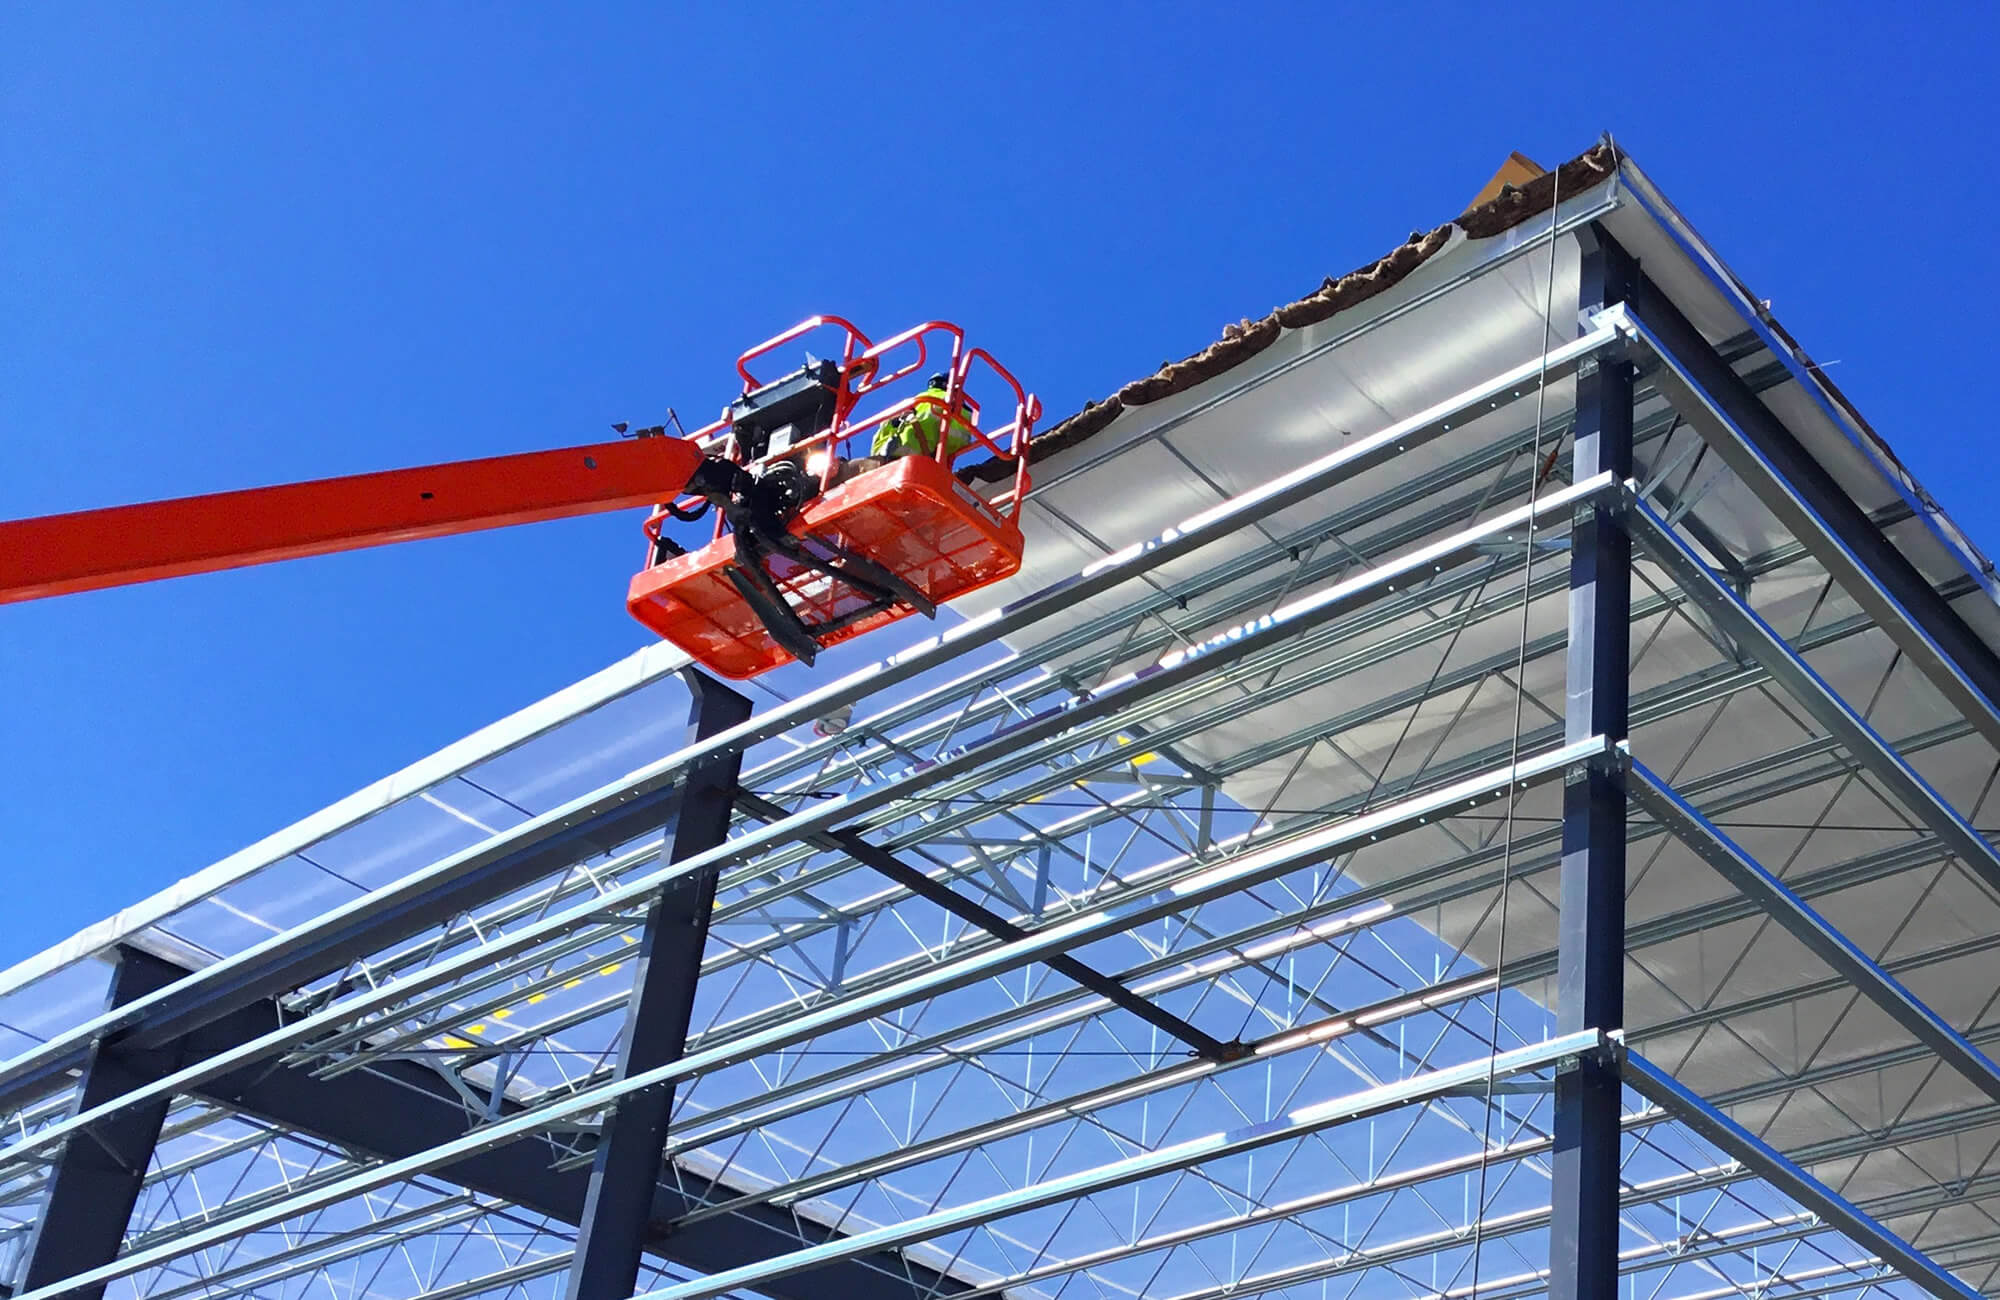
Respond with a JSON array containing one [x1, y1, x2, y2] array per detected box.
[[873, 386, 974, 459]]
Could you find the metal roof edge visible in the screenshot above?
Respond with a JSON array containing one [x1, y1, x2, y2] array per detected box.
[[973, 140, 1624, 484], [1615, 154, 2000, 609]]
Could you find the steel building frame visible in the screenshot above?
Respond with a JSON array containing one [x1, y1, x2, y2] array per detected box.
[[5, 175, 2000, 1300]]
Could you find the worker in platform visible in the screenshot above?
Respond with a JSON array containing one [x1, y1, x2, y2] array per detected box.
[[874, 372, 974, 461], [828, 373, 974, 486]]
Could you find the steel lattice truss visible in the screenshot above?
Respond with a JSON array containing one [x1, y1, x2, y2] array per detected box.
[[4, 153, 1999, 1300]]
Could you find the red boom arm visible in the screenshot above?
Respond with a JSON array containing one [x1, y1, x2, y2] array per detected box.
[[0, 435, 708, 604]]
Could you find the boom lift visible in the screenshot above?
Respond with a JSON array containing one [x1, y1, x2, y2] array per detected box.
[[0, 316, 1040, 679]]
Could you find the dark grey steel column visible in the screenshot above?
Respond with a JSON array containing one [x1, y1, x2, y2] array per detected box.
[[1549, 226, 1635, 1300], [566, 669, 752, 1300], [18, 946, 187, 1300]]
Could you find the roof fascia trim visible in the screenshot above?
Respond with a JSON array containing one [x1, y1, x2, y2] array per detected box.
[[1617, 156, 2000, 608]]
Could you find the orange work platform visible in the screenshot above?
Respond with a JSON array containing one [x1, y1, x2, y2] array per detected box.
[[628, 455, 1025, 678], [0, 312, 1038, 685]]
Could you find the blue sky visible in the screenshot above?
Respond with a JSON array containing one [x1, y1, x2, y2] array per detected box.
[[3, 2, 1995, 961]]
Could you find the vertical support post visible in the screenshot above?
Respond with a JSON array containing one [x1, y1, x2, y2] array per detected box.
[[1549, 225, 1635, 1300], [18, 946, 187, 1300], [566, 669, 752, 1300]]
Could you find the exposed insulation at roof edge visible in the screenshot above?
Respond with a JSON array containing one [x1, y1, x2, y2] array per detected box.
[[968, 140, 1622, 484]]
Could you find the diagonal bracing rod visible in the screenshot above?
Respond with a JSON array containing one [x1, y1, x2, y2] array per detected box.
[[733, 790, 1239, 1061]]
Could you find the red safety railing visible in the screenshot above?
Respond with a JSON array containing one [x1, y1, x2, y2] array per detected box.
[[734, 314, 875, 389], [641, 316, 1040, 554]]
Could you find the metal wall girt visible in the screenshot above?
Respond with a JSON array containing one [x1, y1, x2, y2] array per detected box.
[[0, 472, 1630, 1195], [1622, 488, 2000, 898], [567, 671, 750, 1300], [626, 1031, 1612, 1300], [1609, 246, 2000, 755], [1628, 760, 2000, 1110], [51, 949, 990, 1300], [1621, 1049, 1984, 1300], [1549, 222, 1636, 1300], [191, 1002, 982, 1300], [2, 735, 1621, 1300], [0, 319, 1631, 1120], [16, 948, 184, 1300]]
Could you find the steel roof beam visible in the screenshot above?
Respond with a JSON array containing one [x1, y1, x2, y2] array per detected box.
[[1622, 1048, 1983, 1300], [732, 792, 1237, 1061], [1630, 760, 2000, 1111], [1614, 248, 2000, 756], [191, 1009, 980, 1300], [1626, 488, 2000, 900]]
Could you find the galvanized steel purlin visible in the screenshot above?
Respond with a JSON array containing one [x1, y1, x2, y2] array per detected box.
[[3, 684, 1968, 1272], [336, 551, 1569, 1074], [678, 460, 1623, 922], [1623, 486, 2000, 897], [0, 322, 1626, 1108], [1622, 1050, 1985, 1300], [2, 741, 1615, 1300], [1616, 302, 2000, 757], [160, 592, 1968, 1192], [627, 1032, 1609, 1300], [0, 474, 1624, 1185], [656, 700, 1981, 1204], [1628, 760, 2000, 1108], [677, 783, 2000, 1239], [308, 480, 1616, 1074], [720, 522, 1923, 1058]]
